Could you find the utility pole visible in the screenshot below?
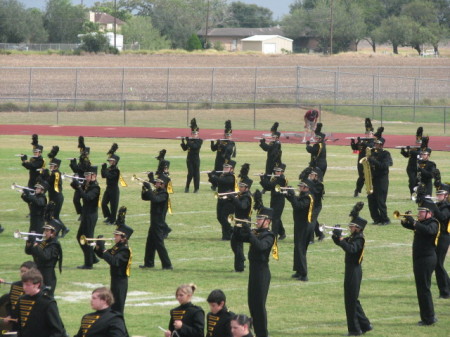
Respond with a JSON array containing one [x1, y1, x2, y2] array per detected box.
[[329, 0, 333, 55], [114, 0, 117, 49], [204, 0, 210, 49]]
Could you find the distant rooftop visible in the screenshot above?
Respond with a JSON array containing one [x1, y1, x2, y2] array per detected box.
[[198, 27, 284, 37]]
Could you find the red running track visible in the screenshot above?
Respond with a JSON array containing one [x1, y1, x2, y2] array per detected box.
[[1, 124, 449, 151]]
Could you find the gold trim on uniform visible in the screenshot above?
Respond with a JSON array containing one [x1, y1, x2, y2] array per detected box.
[[307, 194, 314, 223], [19, 299, 36, 327], [54, 172, 60, 193], [79, 314, 101, 337], [207, 314, 220, 333], [10, 284, 24, 310], [171, 309, 187, 320]]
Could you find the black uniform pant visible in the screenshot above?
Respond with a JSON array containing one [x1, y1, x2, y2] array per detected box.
[[77, 212, 98, 267], [367, 176, 389, 223], [217, 199, 234, 240], [111, 276, 128, 314], [311, 205, 324, 240], [406, 167, 417, 195], [29, 217, 44, 234], [293, 222, 314, 277], [270, 199, 285, 237], [144, 224, 172, 268], [50, 193, 68, 232], [344, 264, 371, 334], [413, 253, 437, 324], [355, 163, 365, 193], [248, 262, 271, 337], [185, 157, 200, 191], [435, 234, 450, 297], [316, 160, 327, 179], [40, 266, 56, 296], [231, 228, 245, 272], [73, 189, 83, 215], [101, 186, 120, 223]]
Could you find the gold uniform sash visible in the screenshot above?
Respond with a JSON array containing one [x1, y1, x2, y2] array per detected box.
[[307, 194, 314, 223], [119, 174, 127, 187], [54, 172, 60, 193], [272, 237, 279, 261]]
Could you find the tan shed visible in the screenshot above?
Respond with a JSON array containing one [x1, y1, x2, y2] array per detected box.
[[241, 35, 293, 54]]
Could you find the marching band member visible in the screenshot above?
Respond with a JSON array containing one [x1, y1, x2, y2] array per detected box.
[[230, 314, 254, 337], [180, 118, 203, 193], [303, 109, 319, 143], [95, 206, 133, 314], [25, 202, 63, 296], [210, 120, 236, 191], [74, 287, 128, 337], [308, 168, 325, 243], [306, 122, 327, 178], [399, 127, 423, 198], [164, 283, 205, 337], [332, 202, 373, 336], [206, 289, 234, 337], [69, 136, 91, 220], [21, 181, 48, 234], [434, 187, 450, 299], [21, 134, 44, 189], [101, 143, 121, 225], [259, 122, 282, 175], [417, 145, 436, 197]]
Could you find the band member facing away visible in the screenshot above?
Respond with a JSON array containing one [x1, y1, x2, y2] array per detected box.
[[21, 181, 48, 234], [417, 146, 436, 197], [180, 118, 203, 193], [206, 289, 234, 337], [74, 287, 128, 337], [285, 181, 314, 282], [11, 268, 66, 337], [303, 109, 319, 143], [259, 163, 287, 240], [71, 166, 101, 270], [0, 261, 37, 331], [234, 205, 275, 337], [164, 283, 205, 337], [139, 176, 173, 270], [308, 168, 325, 243], [259, 122, 282, 176], [401, 206, 439, 326], [210, 120, 236, 191], [306, 122, 327, 178], [367, 128, 393, 226], [209, 160, 238, 241], [25, 202, 63, 297], [69, 136, 91, 220], [101, 143, 121, 225], [21, 134, 44, 189], [399, 127, 424, 198], [231, 164, 253, 272], [95, 207, 133, 314], [332, 202, 373, 336]]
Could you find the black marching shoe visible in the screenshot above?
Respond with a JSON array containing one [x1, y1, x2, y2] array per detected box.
[[345, 331, 362, 336], [278, 234, 286, 241], [0, 225, 4, 234], [291, 272, 301, 278], [353, 189, 359, 197], [297, 276, 308, 282], [162, 266, 173, 270], [60, 228, 70, 238], [184, 187, 189, 193], [361, 324, 373, 333], [417, 317, 437, 326], [139, 265, 154, 269]]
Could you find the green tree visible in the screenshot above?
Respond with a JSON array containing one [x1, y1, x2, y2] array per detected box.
[[225, 1, 273, 28], [80, 32, 110, 52], [25, 8, 49, 43], [122, 15, 171, 50], [372, 15, 414, 54], [186, 33, 202, 51], [44, 0, 86, 43], [0, 0, 28, 43], [90, 0, 133, 22]]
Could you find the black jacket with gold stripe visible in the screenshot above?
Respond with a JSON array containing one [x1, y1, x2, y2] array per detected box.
[[74, 307, 127, 337]]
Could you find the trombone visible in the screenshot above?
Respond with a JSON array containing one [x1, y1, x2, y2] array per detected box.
[[393, 210, 418, 219], [319, 225, 349, 235], [131, 174, 147, 183], [13, 230, 44, 241], [227, 215, 257, 227], [215, 191, 239, 199], [200, 170, 224, 174], [79, 235, 114, 247], [11, 183, 35, 194], [61, 173, 86, 182]]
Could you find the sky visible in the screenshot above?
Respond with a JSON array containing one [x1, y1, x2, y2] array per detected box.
[[21, 0, 292, 20]]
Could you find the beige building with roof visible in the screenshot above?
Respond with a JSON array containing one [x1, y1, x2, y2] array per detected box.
[[241, 35, 293, 54], [88, 11, 125, 32]]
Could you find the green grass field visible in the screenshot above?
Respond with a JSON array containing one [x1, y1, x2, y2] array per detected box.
[[0, 135, 449, 337]]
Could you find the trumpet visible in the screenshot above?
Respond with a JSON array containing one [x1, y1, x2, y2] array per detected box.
[[131, 174, 147, 183], [11, 183, 35, 194], [200, 171, 224, 174], [215, 191, 239, 199], [14, 154, 25, 157], [227, 215, 257, 226], [393, 210, 418, 219], [319, 225, 349, 235], [253, 173, 274, 177], [79, 235, 114, 246], [274, 185, 297, 195], [61, 173, 86, 182], [13, 230, 44, 241]]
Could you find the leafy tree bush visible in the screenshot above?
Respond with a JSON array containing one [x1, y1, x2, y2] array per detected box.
[[186, 34, 202, 51], [79, 33, 110, 53]]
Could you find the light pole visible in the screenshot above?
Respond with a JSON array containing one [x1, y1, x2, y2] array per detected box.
[[329, 0, 333, 55], [114, 0, 117, 49], [204, 0, 210, 48]]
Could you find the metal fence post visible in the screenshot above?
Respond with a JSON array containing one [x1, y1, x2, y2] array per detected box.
[[211, 68, 215, 106], [187, 101, 190, 127], [121, 68, 125, 110], [380, 105, 383, 125], [372, 75, 375, 117], [74, 68, 79, 110], [334, 70, 337, 113], [253, 68, 258, 129], [444, 107, 447, 134], [296, 66, 300, 104], [123, 99, 127, 126], [166, 68, 170, 109], [413, 78, 417, 122], [28, 68, 33, 112], [56, 99, 59, 125]]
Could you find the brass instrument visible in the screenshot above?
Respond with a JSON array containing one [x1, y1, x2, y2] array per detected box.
[[253, 173, 274, 177], [319, 225, 349, 235], [79, 235, 114, 246], [215, 191, 239, 199], [254, 137, 272, 141], [11, 183, 35, 195], [227, 215, 257, 226], [200, 171, 224, 174], [61, 173, 86, 182], [358, 147, 373, 194], [13, 230, 44, 241], [393, 210, 418, 219], [14, 154, 25, 157], [395, 145, 421, 149], [274, 185, 297, 195], [131, 174, 147, 183]]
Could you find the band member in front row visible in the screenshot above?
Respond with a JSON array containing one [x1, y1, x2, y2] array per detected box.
[[401, 206, 439, 326], [306, 122, 327, 178], [259, 122, 282, 175], [206, 289, 234, 337], [71, 166, 101, 270], [231, 164, 253, 272], [140, 176, 173, 270], [95, 206, 133, 314], [285, 181, 314, 282], [21, 181, 48, 234], [164, 283, 205, 337], [332, 202, 373, 336], [101, 143, 121, 225], [230, 314, 254, 337], [25, 202, 63, 296], [367, 129, 393, 226], [234, 205, 275, 337], [417, 146, 436, 196], [69, 136, 91, 220], [21, 134, 44, 189], [180, 118, 203, 193], [210, 120, 236, 191], [209, 160, 237, 241], [74, 287, 128, 337], [11, 268, 66, 337], [260, 163, 287, 240]]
